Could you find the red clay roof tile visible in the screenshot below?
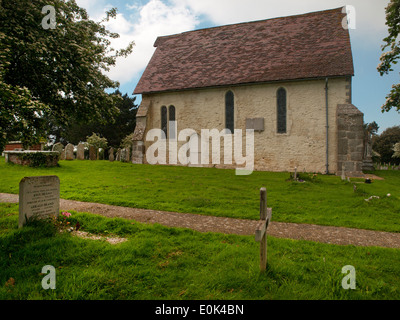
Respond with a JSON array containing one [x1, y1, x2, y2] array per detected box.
[[134, 7, 354, 94]]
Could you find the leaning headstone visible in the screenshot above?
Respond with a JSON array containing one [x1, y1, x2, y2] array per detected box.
[[19, 176, 60, 228], [109, 147, 114, 162], [89, 146, 96, 160], [76, 143, 85, 160], [65, 143, 74, 160], [52, 143, 64, 154], [59, 149, 66, 160], [120, 148, 127, 162]]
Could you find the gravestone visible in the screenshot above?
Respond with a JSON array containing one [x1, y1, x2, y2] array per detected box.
[[116, 148, 121, 161], [89, 146, 96, 160], [19, 176, 60, 228], [52, 143, 64, 154], [76, 143, 85, 160], [120, 148, 127, 162], [65, 143, 74, 160], [59, 149, 66, 160], [109, 147, 114, 162]]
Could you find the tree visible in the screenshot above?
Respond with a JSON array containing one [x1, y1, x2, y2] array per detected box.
[[378, 0, 400, 113], [52, 90, 138, 147], [0, 0, 134, 149], [364, 121, 379, 136], [86, 132, 108, 160], [393, 142, 400, 158], [372, 126, 400, 164]]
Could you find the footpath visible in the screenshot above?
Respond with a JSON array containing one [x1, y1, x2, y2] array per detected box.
[[1, 193, 400, 248]]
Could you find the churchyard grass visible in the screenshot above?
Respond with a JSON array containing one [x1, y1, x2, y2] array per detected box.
[[0, 203, 399, 300], [0, 157, 399, 233]]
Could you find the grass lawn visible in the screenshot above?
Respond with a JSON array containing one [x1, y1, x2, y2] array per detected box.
[[1, 203, 400, 300], [0, 157, 399, 233]]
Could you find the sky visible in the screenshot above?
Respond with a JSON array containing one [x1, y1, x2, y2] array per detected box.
[[76, 0, 400, 133]]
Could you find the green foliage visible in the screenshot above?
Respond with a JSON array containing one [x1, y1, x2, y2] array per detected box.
[[86, 133, 108, 150], [0, 0, 134, 149], [53, 90, 138, 147], [378, 0, 400, 113], [19, 152, 59, 167], [372, 126, 400, 164], [393, 142, 400, 158]]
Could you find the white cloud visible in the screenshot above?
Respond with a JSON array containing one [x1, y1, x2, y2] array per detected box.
[[77, 0, 198, 85], [76, 0, 391, 86], [174, 0, 389, 35]]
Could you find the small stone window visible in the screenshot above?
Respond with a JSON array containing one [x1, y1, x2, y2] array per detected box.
[[161, 106, 168, 139], [277, 88, 287, 134], [169, 105, 176, 139], [225, 91, 234, 134]]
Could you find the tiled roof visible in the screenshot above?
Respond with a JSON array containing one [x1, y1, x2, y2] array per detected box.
[[134, 7, 354, 94]]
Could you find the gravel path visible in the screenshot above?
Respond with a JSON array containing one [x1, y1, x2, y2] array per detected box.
[[1, 192, 400, 249]]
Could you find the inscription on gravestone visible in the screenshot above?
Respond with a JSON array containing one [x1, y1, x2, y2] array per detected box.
[[19, 176, 60, 228]]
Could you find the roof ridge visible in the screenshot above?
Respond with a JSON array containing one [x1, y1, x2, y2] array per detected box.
[[154, 6, 345, 47]]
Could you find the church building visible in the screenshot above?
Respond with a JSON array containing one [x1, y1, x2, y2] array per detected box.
[[132, 7, 365, 176]]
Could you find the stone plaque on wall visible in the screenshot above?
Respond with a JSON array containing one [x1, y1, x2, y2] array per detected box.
[[19, 176, 60, 228]]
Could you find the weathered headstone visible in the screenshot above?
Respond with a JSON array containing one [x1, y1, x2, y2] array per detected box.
[[255, 188, 272, 272], [109, 147, 114, 162], [120, 148, 127, 162], [65, 143, 74, 160], [76, 143, 85, 160], [116, 148, 121, 161], [52, 143, 64, 154], [19, 176, 60, 228], [89, 146, 96, 160], [60, 149, 66, 160]]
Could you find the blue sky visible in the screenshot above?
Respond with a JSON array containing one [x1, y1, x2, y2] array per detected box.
[[76, 0, 400, 133]]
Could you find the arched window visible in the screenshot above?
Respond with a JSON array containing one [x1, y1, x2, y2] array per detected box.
[[169, 105, 176, 139], [225, 91, 234, 134], [161, 106, 168, 139], [277, 88, 287, 134]]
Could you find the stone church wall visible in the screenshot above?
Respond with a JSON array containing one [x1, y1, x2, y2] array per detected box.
[[133, 77, 363, 175]]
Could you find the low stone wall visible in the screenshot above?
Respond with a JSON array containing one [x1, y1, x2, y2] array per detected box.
[[4, 151, 60, 167]]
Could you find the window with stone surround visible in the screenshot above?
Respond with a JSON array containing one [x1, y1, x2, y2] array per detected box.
[[277, 88, 287, 134], [169, 105, 176, 139], [161, 106, 168, 139], [225, 91, 234, 134]]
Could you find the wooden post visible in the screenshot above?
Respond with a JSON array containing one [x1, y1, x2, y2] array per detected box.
[[255, 188, 272, 272]]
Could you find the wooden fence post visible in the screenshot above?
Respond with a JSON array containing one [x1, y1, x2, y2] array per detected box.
[[255, 187, 272, 272]]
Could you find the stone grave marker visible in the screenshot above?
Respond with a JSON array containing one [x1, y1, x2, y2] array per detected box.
[[120, 148, 127, 162], [60, 149, 66, 160], [89, 146, 96, 160], [109, 147, 114, 162], [76, 143, 85, 160], [19, 176, 60, 228], [52, 142, 64, 154], [65, 143, 74, 160]]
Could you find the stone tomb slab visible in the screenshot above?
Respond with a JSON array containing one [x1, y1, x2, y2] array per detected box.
[[19, 176, 60, 228]]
